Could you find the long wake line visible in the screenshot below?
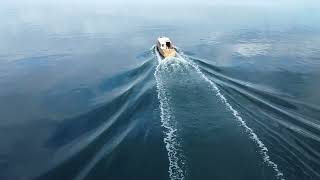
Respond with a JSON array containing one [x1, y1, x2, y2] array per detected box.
[[177, 53, 285, 180], [154, 48, 185, 180]]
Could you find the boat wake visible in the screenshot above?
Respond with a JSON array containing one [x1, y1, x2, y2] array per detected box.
[[154, 46, 285, 180], [154, 48, 187, 180], [38, 46, 320, 180], [177, 52, 285, 180]]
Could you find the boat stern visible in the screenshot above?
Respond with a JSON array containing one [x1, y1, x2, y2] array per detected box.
[[161, 48, 176, 58]]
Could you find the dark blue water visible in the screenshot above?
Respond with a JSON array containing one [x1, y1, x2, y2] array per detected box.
[[1, 1, 320, 180]]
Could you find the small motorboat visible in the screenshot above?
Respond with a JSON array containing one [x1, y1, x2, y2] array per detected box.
[[156, 36, 176, 58]]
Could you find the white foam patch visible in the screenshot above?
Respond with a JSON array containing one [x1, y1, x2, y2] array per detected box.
[[154, 48, 185, 180], [234, 43, 270, 57], [177, 52, 285, 180]]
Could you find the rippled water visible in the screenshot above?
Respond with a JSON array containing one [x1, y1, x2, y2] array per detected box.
[[1, 1, 320, 180]]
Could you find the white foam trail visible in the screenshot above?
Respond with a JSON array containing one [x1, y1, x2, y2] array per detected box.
[[177, 53, 285, 180], [154, 48, 185, 180]]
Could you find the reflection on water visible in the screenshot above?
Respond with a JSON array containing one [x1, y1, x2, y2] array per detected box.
[[1, 1, 320, 180]]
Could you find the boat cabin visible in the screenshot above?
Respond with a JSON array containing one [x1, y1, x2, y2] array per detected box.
[[157, 37, 174, 49]]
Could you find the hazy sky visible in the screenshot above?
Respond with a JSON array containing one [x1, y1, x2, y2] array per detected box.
[[3, 0, 320, 7]]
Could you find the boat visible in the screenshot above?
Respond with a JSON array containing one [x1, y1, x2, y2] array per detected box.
[[156, 36, 176, 58]]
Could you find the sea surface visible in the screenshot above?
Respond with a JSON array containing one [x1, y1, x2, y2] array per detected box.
[[1, 1, 320, 180]]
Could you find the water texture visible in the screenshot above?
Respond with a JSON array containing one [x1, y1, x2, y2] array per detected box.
[[1, 1, 320, 180]]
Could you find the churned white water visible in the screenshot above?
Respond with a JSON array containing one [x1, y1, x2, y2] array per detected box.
[[154, 48, 185, 180]]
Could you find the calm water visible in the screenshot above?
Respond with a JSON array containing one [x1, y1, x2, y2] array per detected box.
[[1, 1, 320, 180]]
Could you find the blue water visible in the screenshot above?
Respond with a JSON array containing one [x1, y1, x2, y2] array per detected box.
[[1, 1, 320, 180]]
